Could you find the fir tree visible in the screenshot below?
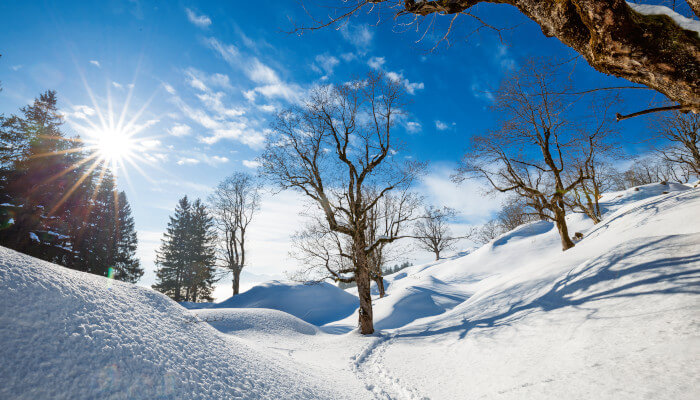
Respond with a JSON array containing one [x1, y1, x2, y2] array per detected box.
[[0, 91, 142, 282], [0, 91, 75, 262], [153, 197, 218, 302]]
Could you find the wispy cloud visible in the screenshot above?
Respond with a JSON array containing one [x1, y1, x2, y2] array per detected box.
[[185, 8, 212, 28], [405, 121, 422, 134], [340, 23, 373, 50], [112, 81, 123, 89], [435, 120, 455, 131], [11, 65, 22, 71], [168, 123, 192, 137], [471, 82, 495, 103], [368, 57, 424, 95], [89, 60, 101, 68], [177, 157, 200, 165], [242, 159, 261, 169], [312, 54, 340, 76], [205, 37, 304, 103], [367, 56, 385, 70]]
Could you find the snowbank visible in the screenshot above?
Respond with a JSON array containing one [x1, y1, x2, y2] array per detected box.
[[211, 280, 358, 326], [343, 183, 700, 398], [0, 248, 350, 399], [191, 308, 319, 336]]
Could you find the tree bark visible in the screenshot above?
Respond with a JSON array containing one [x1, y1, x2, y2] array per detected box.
[[374, 275, 386, 298], [402, 0, 700, 112], [355, 233, 375, 334], [553, 205, 575, 251], [232, 268, 241, 296]]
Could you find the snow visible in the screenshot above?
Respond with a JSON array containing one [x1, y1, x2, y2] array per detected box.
[[0, 248, 356, 399], [198, 182, 700, 398], [2, 182, 699, 398], [193, 280, 359, 326], [627, 2, 700, 35]]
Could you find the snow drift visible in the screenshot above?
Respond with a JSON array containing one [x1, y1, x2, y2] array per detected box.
[[208, 280, 358, 326], [0, 248, 350, 399]]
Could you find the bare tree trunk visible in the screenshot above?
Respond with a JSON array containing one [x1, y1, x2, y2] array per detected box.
[[373, 275, 385, 298], [232, 268, 241, 296], [554, 205, 575, 251], [355, 232, 375, 334]]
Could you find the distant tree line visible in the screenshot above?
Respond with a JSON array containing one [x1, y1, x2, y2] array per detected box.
[[0, 91, 142, 282]]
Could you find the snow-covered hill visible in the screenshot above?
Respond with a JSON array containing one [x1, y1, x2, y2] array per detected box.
[[0, 248, 363, 399], [1, 182, 698, 399], [203, 182, 700, 399]]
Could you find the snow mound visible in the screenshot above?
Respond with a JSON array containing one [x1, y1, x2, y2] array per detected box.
[[0, 247, 348, 399], [346, 184, 700, 398], [190, 308, 319, 336], [212, 280, 358, 326]]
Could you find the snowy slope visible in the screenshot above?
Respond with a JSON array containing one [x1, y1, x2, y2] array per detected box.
[[207, 280, 359, 326], [210, 183, 699, 399], [0, 248, 358, 400], [349, 183, 700, 398]]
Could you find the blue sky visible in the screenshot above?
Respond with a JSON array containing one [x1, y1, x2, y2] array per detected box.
[[0, 0, 673, 298]]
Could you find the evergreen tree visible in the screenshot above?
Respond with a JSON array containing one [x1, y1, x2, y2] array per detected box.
[[153, 197, 217, 302], [113, 191, 142, 283], [0, 91, 142, 282], [0, 91, 75, 262]]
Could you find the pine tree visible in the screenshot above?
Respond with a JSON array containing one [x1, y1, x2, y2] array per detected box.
[[153, 197, 217, 302], [113, 191, 142, 283], [0, 91, 142, 282], [0, 91, 74, 262]]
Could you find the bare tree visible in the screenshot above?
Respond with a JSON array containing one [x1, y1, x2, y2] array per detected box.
[[565, 95, 621, 223], [296, 0, 700, 115], [413, 206, 460, 260], [454, 59, 604, 251], [658, 111, 700, 176], [260, 72, 424, 334], [496, 197, 534, 231], [291, 189, 420, 298], [208, 173, 261, 296], [469, 219, 504, 246]]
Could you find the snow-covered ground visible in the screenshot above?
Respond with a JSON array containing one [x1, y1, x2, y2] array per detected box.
[[2, 182, 699, 399]]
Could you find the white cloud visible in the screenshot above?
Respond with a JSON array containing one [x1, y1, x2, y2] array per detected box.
[[247, 59, 280, 85], [162, 83, 176, 94], [242, 159, 261, 169], [204, 37, 240, 64], [197, 91, 245, 118], [11, 65, 22, 71], [385, 71, 424, 95], [185, 68, 232, 91], [405, 121, 422, 134], [140, 139, 162, 149], [258, 104, 276, 113], [435, 120, 454, 131], [168, 123, 192, 137], [185, 8, 212, 28], [112, 81, 123, 89], [89, 60, 101, 68], [367, 56, 386, 70], [177, 157, 200, 165], [369, 59, 424, 95], [495, 44, 516, 70], [340, 52, 357, 62], [313, 54, 340, 75], [340, 23, 373, 50]]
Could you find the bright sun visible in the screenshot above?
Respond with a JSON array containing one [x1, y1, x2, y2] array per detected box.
[[95, 128, 135, 164]]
